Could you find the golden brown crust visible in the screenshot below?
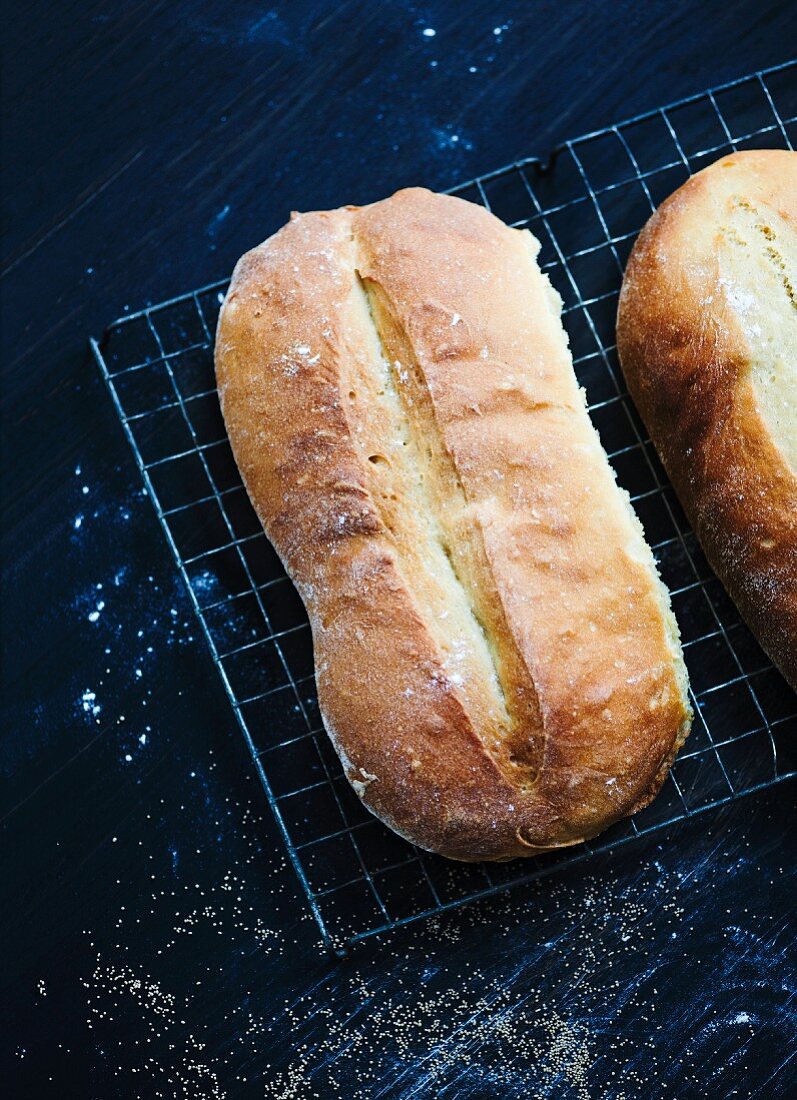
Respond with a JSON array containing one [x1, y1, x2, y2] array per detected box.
[[617, 150, 797, 691], [216, 188, 691, 860]]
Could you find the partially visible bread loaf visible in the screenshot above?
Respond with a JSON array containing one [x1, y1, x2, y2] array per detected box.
[[216, 187, 692, 861], [617, 150, 797, 691]]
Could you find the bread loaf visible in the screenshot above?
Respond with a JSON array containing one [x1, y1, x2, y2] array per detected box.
[[617, 150, 797, 691], [215, 187, 691, 860]]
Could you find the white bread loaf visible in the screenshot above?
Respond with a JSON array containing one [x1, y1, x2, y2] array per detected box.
[[216, 187, 692, 860], [618, 150, 797, 691]]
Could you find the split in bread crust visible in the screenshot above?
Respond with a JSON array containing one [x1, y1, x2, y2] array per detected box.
[[216, 188, 692, 860], [618, 150, 797, 691]]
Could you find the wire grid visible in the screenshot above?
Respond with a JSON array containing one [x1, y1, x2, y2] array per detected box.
[[92, 60, 797, 954]]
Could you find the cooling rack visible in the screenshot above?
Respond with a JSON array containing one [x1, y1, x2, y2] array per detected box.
[[92, 60, 797, 954]]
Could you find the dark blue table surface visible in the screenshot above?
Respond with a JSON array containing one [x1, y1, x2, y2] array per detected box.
[[2, 3, 796, 1097]]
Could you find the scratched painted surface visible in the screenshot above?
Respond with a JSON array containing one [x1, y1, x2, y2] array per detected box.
[[2, 2, 796, 1097]]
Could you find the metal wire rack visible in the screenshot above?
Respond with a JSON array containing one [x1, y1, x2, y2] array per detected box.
[[92, 60, 797, 954]]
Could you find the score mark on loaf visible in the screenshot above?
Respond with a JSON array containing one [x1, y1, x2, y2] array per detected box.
[[215, 188, 691, 861]]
